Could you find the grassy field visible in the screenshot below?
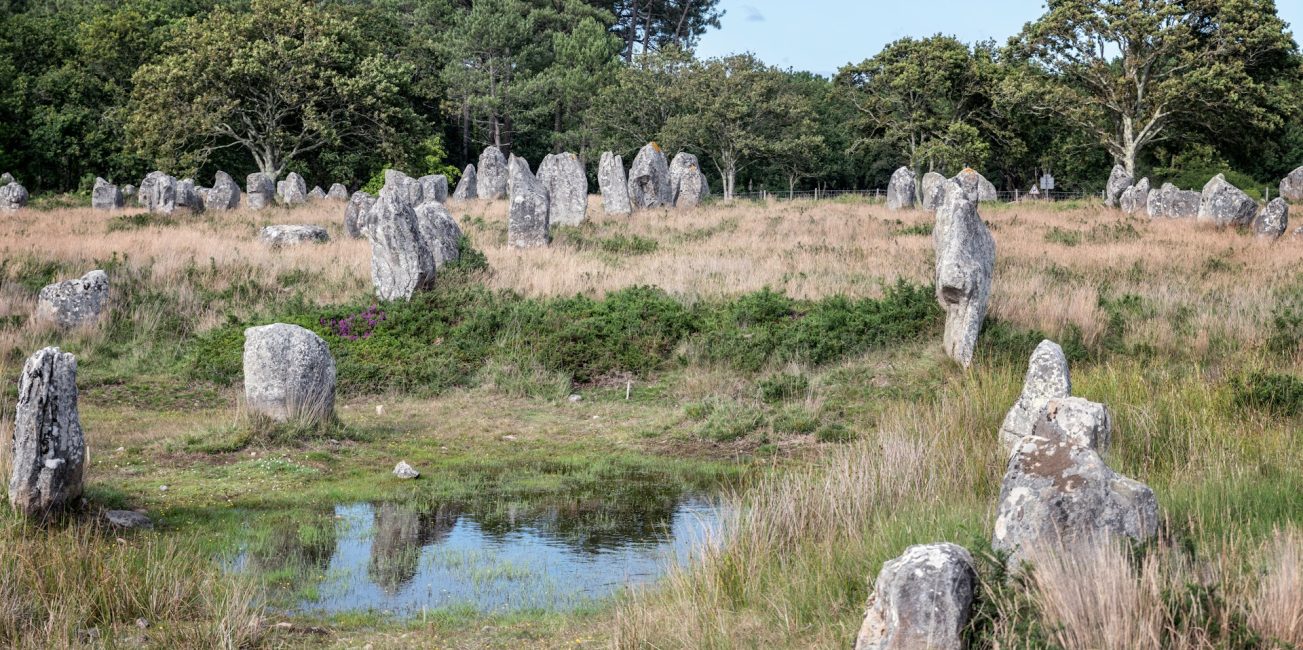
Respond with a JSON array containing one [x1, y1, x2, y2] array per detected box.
[[0, 195, 1300, 648]]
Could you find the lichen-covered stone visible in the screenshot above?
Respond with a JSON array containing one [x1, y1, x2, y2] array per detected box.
[[91, 178, 123, 210], [1119, 177, 1150, 215], [382, 169, 423, 207], [999, 340, 1072, 452], [258, 225, 330, 247], [243, 324, 336, 424], [413, 201, 463, 269], [1253, 198, 1289, 239], [307, 186, 327, 201], [139, 171, 176, 214], [933, 180, 995, 368], [627, 142, 672, 210], [669, 152, 709, 208], [0, 181, 25, 211], [598, 152, 631, 215], [9, 347, 84, 518], [1280, 166, 1303, 201], [452, 165, 477, 200], [35, 270, 109, 329], [418, 175, 449, 204], [853, 543, 975, 650], [886, 166, 916, 211], [921, 171, 947, 210], [246, 173, 276, 210], [277, 172, 308, 206], [537, 152, 588, 226], [0, 172, 13, 185], [507, 156, 549, 248], [207, 171, 241, 211], [345, 191, 375, 239], [477, 146, 509, 200], [364, 188, 436, 300], [952, 168, 997, 202], [1146, 182, 1199, 219], [1198, 174, 1257, 227], [327, 183, 349, 201], [1105, 164, 1132, 208]]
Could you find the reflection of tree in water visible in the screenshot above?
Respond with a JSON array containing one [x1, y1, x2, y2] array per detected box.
[[367, 502, 461, 595], [245, 509, 338, 590]]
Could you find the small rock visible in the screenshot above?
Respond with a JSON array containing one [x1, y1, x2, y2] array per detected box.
[[258, 224, 330, 247], [1279, 166, 1303, 202], [669, 152, 709, 208], [951, 168, 997, 202], [376, 405, 385, 415], [1119, 177, 1150, 215], [392, 461, 419, 479], [159, 485, 168, 491], [9, 347, 84, 517], [0, 181, 27, 211], [105, 510, 153, 530], [1146, 182, 1200, 219], [418, 174, 449, 204], [568, 394, 582, 403], [853, 543, 975, 650]]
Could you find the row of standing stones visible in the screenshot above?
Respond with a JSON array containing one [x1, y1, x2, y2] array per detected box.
[[1107, 164, 1294, 239]]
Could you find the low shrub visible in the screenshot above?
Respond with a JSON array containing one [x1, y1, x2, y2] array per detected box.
[[1232, 372, 1303, 417]]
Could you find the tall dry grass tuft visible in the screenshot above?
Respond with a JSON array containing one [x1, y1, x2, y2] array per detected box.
[[1249, 529, 1303, 646]]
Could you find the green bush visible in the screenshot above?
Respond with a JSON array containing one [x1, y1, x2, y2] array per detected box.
[[759, 373, 809, 403], [1231, 372, 1303, 416]]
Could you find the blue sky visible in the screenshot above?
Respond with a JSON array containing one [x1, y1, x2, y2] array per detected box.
[[695, 0, 1303, 77]]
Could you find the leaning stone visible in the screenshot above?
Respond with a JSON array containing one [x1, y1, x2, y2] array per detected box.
[[992, 399, 1158, 569], [627, 142, 673, 210], [998, 340, 1071, 453], [104, 510, 153, 530], [9, 347, 85, 518], [538, 152, 589, 226], [508, 156, 550, 248], [243, 324, 336, 424], [1146, 182, 1199, 219], [921, 172, 947, 210], [1253, 198, 1289, 239], [91, 178, 123, 210], [452, 165, 478, 200], [413, 201, 463, 269], [1105, 164, 1132, 208], [383, 169, 423, 207], [933, 180, 995, 368], [277, 172, 307, 206], [1198, 174, 1258, 227], [139, 171, 176, 214], [598, 152, 631, 215], [327, 183, 349, 201], [207, 171, 241, 211], [1280, 166, 1303, 202], [669, 152, 709, 208], [345, 191, 376, 239], [476, 146, 509, 200], [392, 461, 419, 480], [258, 225, 330, 247], [307, 186, 327, 201], [35, 270, 109, 329], [418, 175, 449, 204], [853, 543, 975, 650], [886, 166, 916, 211], [246, 173, 276, 210], [952, 168, 997, 202], [364, 188, 436, 300]]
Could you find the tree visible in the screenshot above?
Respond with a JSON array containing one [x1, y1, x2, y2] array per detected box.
[[591, 0, 724, 62], [1009, 0, 1298, 176], [127, 0, 417, 176]]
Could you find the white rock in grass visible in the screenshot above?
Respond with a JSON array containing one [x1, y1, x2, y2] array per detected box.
[[392, 461, 419, 479], [36, 270, 109, 329]]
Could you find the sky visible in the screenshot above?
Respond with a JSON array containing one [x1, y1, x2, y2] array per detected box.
[[695, 0, 1303, 77]]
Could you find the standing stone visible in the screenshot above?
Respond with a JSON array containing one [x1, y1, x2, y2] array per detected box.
[[383, 169, 423, 207], [933, 180, 995, 368], [476, 146, 509, 200], [921, 171, 947, 210], [1198, 174, 1258, 227], [345, 191, 376, 239], [9, 347, 84, 518], [598, 152, 631, 215], [35, 270, 109, 329], [452, 165, 477, 201], [886, 166, 917, 211], [243, 324, 336, 424], [1146, 182, 1200, 219], [258, 225, 330, 247], [246, 173, 276, 210], [992, 398, 1158, 569], [998, 340, 1072, 453], [277, 172, 308, 206], [1119, 177, 1150, 215], [196, 187, 210, 205], [327, 183, 349, 201], [307, 186, 327, 201], [952, 168, 997, 202], [139, 171, 176, 215], [207, 171, 241, 211], [627, 142, 673, 210], [364, 188, 436, 300], [669, 152, 709, 208], [537, 152, 588, 226], [853, 543, 975, 650], [0, 172, 13, 185], [1105, 164, 1132, 208], [1280, 166, 1303, 202], [418, 175, 449, 204], [91, 178, 123, 210], [1253, 198, 1289, 239], [507, 156, 550, 248], [175, 178, 203, 212], [121, 184, 136, 200], [413, 201, 463, 269]]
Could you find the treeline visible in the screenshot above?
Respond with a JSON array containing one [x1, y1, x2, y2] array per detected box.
[[1, 0, 1300, 197]]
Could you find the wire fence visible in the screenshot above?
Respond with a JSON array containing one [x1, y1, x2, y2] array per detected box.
[[726, 188, 1096, 203]]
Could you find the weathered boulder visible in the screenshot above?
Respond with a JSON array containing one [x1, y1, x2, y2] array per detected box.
[[476, 146, 509, 200], [921, 171, 947, 210], [669, 152, 709, 208], [598, 152, 631, 215], [246, 173, 276, 210], [853, 543, 975, 650], [104, 510, 153, 530], [383, 169, 423, 207], [886, 166, 917, 211], [418, 175, 449, 204], [1105, 164, 1132, 208], [307, 186, 327, 201], [35, 270, 109, 329], [0, 172, 13, 185], [0, 181, 26, 211], [507, 156, 550, 248], [121, 184, 136, 200], [139, 171, 176, 215], [998, 340, 1072, 453], [1036, 397, 1112, 451], [952, 168, 997, 202], [1280, 166, 1303, 202], [207, 171, 241, 211], [277, 172, 308, 206], [327, 183, 349, 201], [91, 178, 123, 210], [392, 461, 419, 480], [413, 201, 463, 269], [1253, 198, 1289, 239], [9, 347, 84, 518], [992, 398, 1158, 569], [1198, 174, 1258, 227], [452, 165, 477, 200], [364, 188, 436, 300], [258, 225, 330, 247], [537, 152, 588, 226], [243, 324, 336, 424], [1146, 182, 1199, 219], [933, 181, 995, 368], [175, 178, 203, 212], [627, 142, 673, 210], [345, 191, 376, 239], [1119, 177, 1150, 215], [196, 187, 210, 205]]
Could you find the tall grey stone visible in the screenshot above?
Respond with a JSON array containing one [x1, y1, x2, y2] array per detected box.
[[598, 152, 631, 215], [998, 340, 1072, 453], [308, 186, 327, 201], [627, 143, 673, 210], [853, 543, 975, 650], [345, 191, 375, 239], [452, 165, 477, 200], [933, 180, 995, 368], [507, 156, 549, 248], [383, 169, 423, 207], [139, 171, 176, 215], [886, 166, 916, 211], [413, 201, 463, 269], [1198, 174, 1258, 227], [121, 184, 136, 200], [246, 173, 276, 210], [537, 152, 588, 226], [259, 225, 330, 247], [1119, 177, 1150, 215], [476, 146, 509, 200], [364, 188, 436, 300], [1146, 182, 1199, 219], [35, 270, 109, 329], [921, 171, 946, 210], [1253, 198, 1289, 239], [175, 178, 203, 212], [1280, 166, 1303, 202], [0, 172, 13, 185], [91, 178, 123, 210], [327, 183, 349, 201], [207, 171, 241, 211], [669, 152, 708, 208], [9, 347, 84, 518], [418, 175, 449, 204], [243, 324, 336, 424], [952, 168, 997, 202], [1105, 164, 1132, 208], [993, 398, 1158, 569], [277, 172, 307, 206]]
